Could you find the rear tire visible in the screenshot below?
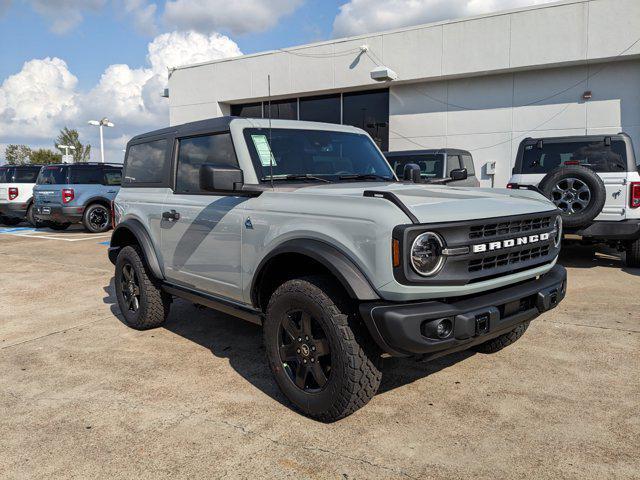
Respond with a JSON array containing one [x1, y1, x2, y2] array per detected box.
[[26, 204, 40, 227], [625, 239, 640, 268], [115, 245, 171, 329], [83, 203, 111, 233], [263, 275, 382, 422], [472, 322, 530, 354]]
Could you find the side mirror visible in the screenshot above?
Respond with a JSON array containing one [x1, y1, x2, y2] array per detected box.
[[449, 168, 467, 182], [403, 163, 422, 183], [199, 164, 244, 192]]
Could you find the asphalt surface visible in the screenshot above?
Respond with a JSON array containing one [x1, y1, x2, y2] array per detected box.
[[1, 225, 638, 479]]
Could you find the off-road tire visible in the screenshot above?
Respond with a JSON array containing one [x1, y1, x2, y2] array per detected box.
[[625, 239, 640, 268], [472, 322, 530, 354], [48, 222, 71, 231], [538, 166, 606, 228], [26, 204, 40, 227], [83, 203, 111, 233], [115, 245, 171, 329], [264, 275, 382, 422]]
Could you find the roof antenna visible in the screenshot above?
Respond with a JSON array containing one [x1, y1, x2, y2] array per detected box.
[[267, 74, 274, 190]]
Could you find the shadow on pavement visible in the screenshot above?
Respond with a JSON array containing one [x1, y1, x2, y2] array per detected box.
[[558, 241, 640, 276], [102, 277, 474, 412]]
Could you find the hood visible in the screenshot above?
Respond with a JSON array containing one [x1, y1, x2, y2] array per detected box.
[[288, 182, 555, 223]]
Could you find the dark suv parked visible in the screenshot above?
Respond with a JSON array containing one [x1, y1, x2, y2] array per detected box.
[[33, 163, 123, 232]]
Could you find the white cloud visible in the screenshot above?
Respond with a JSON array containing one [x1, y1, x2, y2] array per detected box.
[[163, 0, 303, 35], [0, 31, 241, 162], [121, 0, 158, 35], [332, 0, 557, 37], [28, 0, 106, 34]]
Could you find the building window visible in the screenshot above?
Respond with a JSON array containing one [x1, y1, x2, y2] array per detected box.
[[264, 98, 298, 120], [231, 102, 263, 118], [342, 89, 389, 151], [299, 94, 341, 124]]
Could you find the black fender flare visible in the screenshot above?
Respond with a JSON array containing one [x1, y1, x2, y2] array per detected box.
[[109, 219, 164, 280], [251, 238, 380, 306], [83, 196, 112, 210]]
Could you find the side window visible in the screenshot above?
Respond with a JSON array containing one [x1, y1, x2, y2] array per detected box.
[[70, 167, 103, 184], [175, 133, 238, 193], [461, 154, 475, 176], [447, 155, 462, 176], [104, 168, 122, 186], [124, 139, 168, 185]]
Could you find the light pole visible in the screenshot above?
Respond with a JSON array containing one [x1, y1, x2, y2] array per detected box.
[[57, 144, 76, 164], [88, 118, 115, 163]]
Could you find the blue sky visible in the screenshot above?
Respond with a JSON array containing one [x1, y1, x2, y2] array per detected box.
[[0, 0, 551, 161], [0, 1, 341, 90]]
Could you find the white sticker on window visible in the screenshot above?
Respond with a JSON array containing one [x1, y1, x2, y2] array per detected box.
[[251, 134, 277, 167]]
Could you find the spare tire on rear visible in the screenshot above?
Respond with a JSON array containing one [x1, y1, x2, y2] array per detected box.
[[538, 166, 606, 228]]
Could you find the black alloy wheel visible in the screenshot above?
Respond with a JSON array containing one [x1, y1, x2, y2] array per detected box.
[[84, 204, 111, 233], [278, 309, 332, 391], [120, 263, 141, 313]]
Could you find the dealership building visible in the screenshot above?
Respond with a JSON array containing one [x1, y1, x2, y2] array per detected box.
[[168, 0, 640, 187]]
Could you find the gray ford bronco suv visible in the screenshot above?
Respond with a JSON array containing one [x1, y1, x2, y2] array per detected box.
[[109, 117, 566, 421]]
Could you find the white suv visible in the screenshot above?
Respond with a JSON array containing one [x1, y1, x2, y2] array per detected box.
[[507, 133, 640, 266], [0, 165, 42, 226]]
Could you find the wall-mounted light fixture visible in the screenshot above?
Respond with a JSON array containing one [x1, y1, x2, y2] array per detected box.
[[582, 90, 593, 100]]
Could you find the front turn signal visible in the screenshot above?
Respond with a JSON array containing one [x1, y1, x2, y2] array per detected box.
[[392, 239, 401, 268]]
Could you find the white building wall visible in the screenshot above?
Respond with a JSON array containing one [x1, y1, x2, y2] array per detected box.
[[389, 59, 640, 187]]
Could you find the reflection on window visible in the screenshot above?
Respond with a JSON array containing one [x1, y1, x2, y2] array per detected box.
[[124, 139, 167, 184], [264, 99, 297, 120], [176, 133, 238, 193], [342, 89, 389, 151]]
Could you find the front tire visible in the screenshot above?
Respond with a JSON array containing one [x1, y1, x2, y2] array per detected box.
[[115, 245, 171, 329], [264, 276, 382, 422], [83, 203, 111, 233], [472, 322, 530, 354]]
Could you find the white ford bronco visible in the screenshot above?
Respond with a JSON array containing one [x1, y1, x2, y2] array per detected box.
[[508, 133, 640, 266], [109, 117, 566, 421]]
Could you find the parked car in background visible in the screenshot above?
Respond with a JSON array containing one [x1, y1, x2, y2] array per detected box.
[[507, 133, 640, 266], [0, 164, 42, 226], [33, 163, 123, 232], [109, 117, 565, 421], [384, 149, 479, 187]]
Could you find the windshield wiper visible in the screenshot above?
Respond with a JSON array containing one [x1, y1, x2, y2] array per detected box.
[[261, 174, 331, 183], [338, 173, 394, 181]]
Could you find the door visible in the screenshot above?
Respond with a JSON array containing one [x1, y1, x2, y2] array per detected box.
[[160, 132, 246, 301]]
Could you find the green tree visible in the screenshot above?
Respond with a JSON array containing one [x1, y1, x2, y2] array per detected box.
[[4, 144, 32, 165], [55, 127, 91, 163], [29, 148, 62, 165]]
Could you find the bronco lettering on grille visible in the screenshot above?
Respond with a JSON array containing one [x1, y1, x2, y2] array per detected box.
[[472, 233, 550, 253]]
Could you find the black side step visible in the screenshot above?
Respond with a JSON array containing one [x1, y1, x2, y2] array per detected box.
[[162, 283, 263, 325], [363, 190, 419, 224]]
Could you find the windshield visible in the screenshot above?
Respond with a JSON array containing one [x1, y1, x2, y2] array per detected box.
[[243, 128, 395, 182], [37, 166, 68, 185], [386, 153, 444, 179]]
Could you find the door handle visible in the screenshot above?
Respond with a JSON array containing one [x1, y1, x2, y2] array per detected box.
[[162, 210, 180, 221]]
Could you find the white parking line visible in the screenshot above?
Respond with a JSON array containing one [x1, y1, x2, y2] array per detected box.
[[0, 227, 111, 242]]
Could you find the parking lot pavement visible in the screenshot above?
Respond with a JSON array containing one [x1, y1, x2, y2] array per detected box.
[[0, 234, 638, 480]]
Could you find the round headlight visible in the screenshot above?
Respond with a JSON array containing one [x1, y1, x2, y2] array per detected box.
[[410, 232, 445, 276], [553, 216, 563, 248]]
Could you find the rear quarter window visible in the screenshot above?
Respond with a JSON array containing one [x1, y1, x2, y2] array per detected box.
[[0, 167, 14, 183], [123, 139, 169, 186], [104, 168, 122, 186], [522, 140, 627, 174], [37, 166, 68, 185]]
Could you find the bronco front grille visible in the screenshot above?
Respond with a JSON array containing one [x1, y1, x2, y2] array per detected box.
[[469, 216, 552, 240], [468, 245, 551, 272]]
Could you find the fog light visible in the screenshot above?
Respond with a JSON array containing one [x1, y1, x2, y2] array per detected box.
[[436, 319, 453, 338]]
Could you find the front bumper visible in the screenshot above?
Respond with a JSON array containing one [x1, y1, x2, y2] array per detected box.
[[359, 264, 567, 358], [34, 205, 84, 224], [0, 202, 29, 219]]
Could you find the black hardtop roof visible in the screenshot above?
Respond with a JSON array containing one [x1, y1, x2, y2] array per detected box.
[[384, 148, 471, 156], [519, 132, 630, 144], [0, 164, 42, 169], [128, 116, 237, 144]]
